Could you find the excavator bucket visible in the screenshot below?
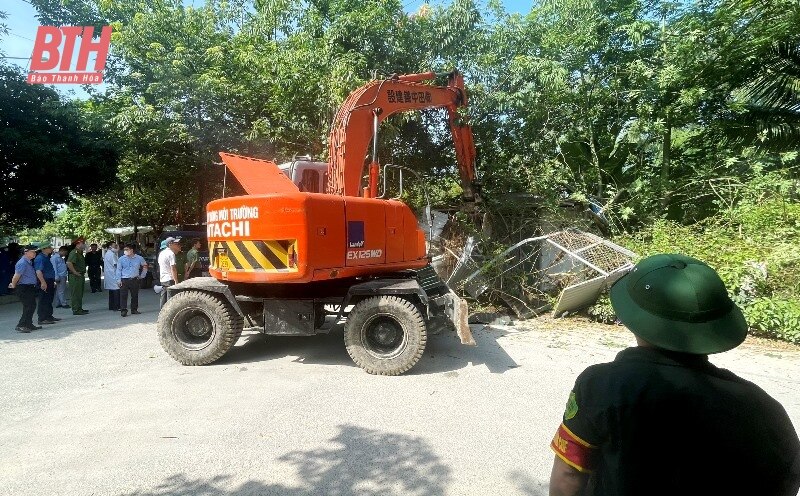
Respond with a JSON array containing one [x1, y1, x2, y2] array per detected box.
[[219, 152, 299, 195], [431, 288, 475, 346], [450, 290, 476, 345]]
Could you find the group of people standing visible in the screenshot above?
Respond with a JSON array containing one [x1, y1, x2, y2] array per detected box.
[[8, 238, 92, 333], [103, 236, 202, 315], [8, 237, 152, 331], [102, 241, 148, 317], [9, 236, 203, 329]]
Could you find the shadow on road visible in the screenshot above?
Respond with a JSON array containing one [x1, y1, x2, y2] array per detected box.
[[412, 325, 520, 375], [125, 424, 452, 496], [0, 308, 159, 344], [215, 330, 354, 368], [215, 325, 519, 375]]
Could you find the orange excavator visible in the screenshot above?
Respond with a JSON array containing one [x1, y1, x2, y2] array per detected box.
[[158, 70, 479, 375]]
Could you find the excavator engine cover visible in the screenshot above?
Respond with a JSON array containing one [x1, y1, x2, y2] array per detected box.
[[207, 153, 428, 284]]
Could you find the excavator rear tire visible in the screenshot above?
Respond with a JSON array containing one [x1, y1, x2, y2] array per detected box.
[[344, 295, 427, 375], [158, 290, 243, 365]]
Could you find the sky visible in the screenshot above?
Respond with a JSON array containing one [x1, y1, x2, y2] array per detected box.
[[1, 0, 531, 98], [3, 0, 42, 71]]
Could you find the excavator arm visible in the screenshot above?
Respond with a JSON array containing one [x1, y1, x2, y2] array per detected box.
[[326, 70, 480, 202]]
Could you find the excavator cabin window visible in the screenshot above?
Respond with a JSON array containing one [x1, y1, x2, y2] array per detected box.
[[278, 159, 328, 193], [300, 169, 320, 193]]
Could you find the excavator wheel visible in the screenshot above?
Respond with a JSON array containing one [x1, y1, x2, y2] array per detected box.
[[158, 290, 243, 366], [344, 295, 427, 376]]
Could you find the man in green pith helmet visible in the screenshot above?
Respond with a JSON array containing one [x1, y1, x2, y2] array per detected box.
[[548, 254, 800, 496], [66, 237, 89, 315]]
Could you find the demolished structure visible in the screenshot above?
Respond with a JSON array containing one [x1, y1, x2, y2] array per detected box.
[[431, 221, 636, 319]]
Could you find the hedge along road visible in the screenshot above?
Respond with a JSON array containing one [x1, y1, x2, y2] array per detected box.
[[1, 287, 798, 496]]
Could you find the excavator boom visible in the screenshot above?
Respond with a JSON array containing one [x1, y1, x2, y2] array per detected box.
[[326, 70, 479, 201]]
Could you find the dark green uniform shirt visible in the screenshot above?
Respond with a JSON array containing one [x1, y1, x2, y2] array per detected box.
[[175, 251, 187, 280], [186, 247, 199, 267], [552, 346, 800, 496], [67, 248, 86, 274]]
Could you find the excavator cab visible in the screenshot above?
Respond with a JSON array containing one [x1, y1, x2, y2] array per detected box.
[[278, 156, 328, 193]]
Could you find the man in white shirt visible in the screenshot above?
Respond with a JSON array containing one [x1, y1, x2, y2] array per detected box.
[[157, 236, 182, 307], [103, 241, 120, 311]]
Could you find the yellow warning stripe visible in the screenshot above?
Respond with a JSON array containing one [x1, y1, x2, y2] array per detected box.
[[210, 240, 297, 272], [226, 241, 253, 270], [265, 240, 290, 266], [241, 240, 273, 269]]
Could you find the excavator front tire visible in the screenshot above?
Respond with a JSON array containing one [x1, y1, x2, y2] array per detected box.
[[344, 295, 427, 375], [158, 290, 243, 365]]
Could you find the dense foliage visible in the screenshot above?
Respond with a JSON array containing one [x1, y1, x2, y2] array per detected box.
[[590, 170, 800, 344], [4, 0, 798, 340], [0, 65, 118, 234]]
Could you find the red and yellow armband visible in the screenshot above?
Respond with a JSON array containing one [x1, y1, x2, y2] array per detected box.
[[550, 423, 598, 473]]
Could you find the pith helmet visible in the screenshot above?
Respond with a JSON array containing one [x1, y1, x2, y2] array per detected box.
[[610, 254, 748, 354]]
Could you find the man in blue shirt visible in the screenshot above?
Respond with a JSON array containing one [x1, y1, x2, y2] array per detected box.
[[116, 243, 148, 317], [34, 242, 60, 326], [7, 245, 41, 333]]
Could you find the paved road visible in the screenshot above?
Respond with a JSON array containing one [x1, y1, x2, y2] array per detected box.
[[1, 287, 799, 495]]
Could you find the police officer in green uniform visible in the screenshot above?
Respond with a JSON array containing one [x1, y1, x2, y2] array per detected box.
[[549, 254, 800, 496], [175, 248, 187, 283], [66, 237, 89, 315]]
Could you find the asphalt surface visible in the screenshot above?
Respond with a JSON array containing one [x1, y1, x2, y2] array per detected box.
[[1, 285, 799, 496]]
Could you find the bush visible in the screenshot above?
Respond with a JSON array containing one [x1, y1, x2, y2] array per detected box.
[[587, 294, 617, 325], [591, 199, 800, 345], [743, 298, 800, 345]]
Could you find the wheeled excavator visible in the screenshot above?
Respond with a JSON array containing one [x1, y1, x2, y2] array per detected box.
[[158, 70, 480, 375]]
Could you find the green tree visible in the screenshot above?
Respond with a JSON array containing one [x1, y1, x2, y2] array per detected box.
[[730, 42, 800, 150], [24, 0, 799, 235], [0, 64, 118, 231]]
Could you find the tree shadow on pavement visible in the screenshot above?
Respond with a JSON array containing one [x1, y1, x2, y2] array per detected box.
[[125, 424, 452, 496], [215, 325, 519, 375]]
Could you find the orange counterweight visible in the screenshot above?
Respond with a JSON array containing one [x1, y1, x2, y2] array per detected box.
[[207, 154, 428, 284]]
